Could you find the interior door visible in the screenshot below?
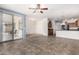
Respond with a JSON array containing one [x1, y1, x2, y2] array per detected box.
[[2, 13, 13, 41]]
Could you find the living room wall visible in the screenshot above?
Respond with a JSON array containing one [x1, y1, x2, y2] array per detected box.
[[36, 18, 48, 36], [26, 17, 48, 36], [26, 17, 37, 34]]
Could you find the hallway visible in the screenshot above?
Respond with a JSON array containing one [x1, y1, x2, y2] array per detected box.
[[0, 34, 79, 55]]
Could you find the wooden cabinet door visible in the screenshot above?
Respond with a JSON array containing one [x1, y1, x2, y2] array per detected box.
[[48, 29, 53, 35]]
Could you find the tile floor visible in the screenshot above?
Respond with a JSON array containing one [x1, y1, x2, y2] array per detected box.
[[0, 34, 79, 55]]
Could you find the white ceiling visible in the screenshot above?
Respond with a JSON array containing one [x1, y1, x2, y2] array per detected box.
[[1, 4, 79, 18]]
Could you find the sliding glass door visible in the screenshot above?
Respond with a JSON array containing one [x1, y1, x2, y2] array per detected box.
[[0, 8, 26, 42], [2, 13, 23, 41]]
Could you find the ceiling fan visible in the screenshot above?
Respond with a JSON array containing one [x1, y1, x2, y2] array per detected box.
[[29, 4, 48, 13]]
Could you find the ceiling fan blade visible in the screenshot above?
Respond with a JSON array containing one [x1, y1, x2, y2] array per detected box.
[[40, 8, 48, 10], [29, 8, 37, 9]]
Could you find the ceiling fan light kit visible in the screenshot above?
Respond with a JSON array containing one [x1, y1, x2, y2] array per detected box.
[[40, 10, 43, 13], [29, 4, 48, 14]]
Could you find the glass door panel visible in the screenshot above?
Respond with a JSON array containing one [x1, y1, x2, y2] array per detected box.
[[2, 13, 13, 41], [14, 16, 23, 39]]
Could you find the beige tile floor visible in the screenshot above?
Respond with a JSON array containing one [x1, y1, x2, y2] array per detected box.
[[0, 34, 79, 55]]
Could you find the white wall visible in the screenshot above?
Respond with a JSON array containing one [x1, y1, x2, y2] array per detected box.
[[26, 17, 37, 34], [29, 20, 36, 34], [26, 17, 48, 36], [36, 18, 48, 36]]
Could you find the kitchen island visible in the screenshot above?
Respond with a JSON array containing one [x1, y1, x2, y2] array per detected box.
[[56, 31, 79, 40]]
